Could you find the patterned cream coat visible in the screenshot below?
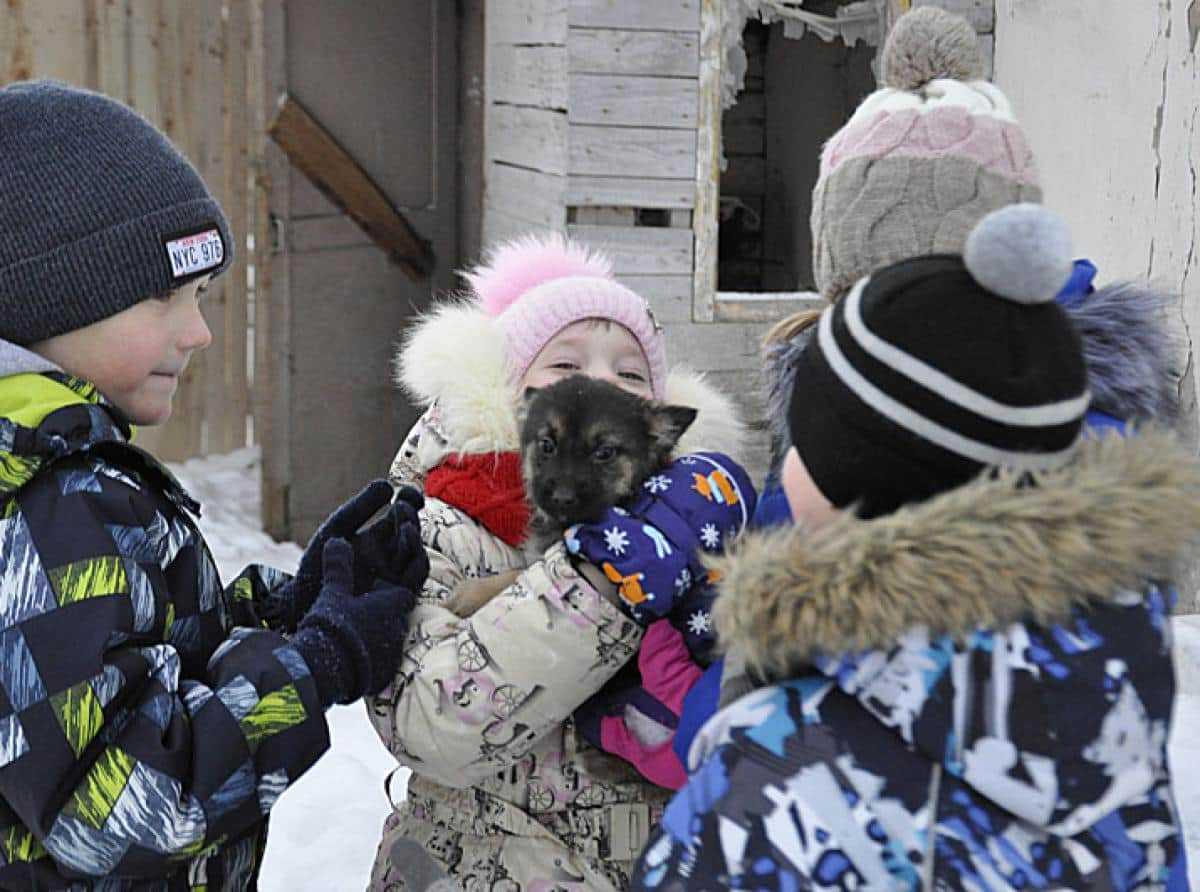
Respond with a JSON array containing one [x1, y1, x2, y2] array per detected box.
[[367, 303, 747, 891]]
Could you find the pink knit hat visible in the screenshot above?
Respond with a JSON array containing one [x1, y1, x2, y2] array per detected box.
[[465, 232, 668, 398]]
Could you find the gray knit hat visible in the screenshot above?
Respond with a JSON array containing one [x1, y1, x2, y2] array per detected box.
[[0, 81, 233, 345], [810, 7, 1041, 299]]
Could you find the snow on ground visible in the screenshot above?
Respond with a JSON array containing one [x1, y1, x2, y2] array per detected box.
[[173, 447, 1200, 890]]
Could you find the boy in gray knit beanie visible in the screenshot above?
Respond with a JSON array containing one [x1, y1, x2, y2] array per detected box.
[[0, 81, 427, 889]]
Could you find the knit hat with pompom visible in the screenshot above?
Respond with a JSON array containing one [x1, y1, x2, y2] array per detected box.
[[789, 204, 1088, 519], [811, 6, 1042, 299], [465, 232, 667, 398]]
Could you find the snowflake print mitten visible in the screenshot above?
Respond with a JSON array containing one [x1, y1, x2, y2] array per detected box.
[[565, 452, 756, 626], [575, 619, 702, 789]]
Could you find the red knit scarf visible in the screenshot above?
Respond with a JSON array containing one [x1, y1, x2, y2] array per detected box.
[[425, 452, 530, 546]]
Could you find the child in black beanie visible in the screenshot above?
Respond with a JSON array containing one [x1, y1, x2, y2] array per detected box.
[[0, 81, 426, 889], [632, 205, 1199, 890]]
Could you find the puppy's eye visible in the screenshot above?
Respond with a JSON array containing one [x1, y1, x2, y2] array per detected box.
[[539, 436, 556, 455], [593, 445, 616, 462]]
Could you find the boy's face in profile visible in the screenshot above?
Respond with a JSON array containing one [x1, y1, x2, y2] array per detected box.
[[521, 319, 653, 399], [781, 446, 840, 529], [29, 277, 212, 426]]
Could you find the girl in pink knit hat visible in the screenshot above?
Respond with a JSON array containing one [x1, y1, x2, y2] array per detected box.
[[365, 232, 750, 891]]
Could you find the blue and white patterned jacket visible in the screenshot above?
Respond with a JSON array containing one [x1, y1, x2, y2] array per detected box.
[[633, 430, 1200, 891]]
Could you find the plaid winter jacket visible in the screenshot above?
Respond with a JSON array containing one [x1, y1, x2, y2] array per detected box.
[[0, 370, 329, 890]]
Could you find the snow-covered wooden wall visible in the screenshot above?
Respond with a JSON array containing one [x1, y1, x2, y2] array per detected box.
[[994, 0, 1200, 604]]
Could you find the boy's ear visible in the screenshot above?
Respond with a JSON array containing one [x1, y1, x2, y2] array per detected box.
[[646, 403, 698, 454]]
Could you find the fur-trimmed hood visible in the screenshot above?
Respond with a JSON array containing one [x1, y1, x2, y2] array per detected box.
[[713, 429, 1200, 682], [394, 300, 748, 459]]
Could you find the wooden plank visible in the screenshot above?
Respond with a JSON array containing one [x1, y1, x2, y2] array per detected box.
[[488, 0, 568, 45], [126, 0, 161, 126], [489, 104, 568, 175], [569, 73, 697, 128], [482, 206, 557, 246], [568, 28, 698, 76], [0, 1, 33, 82], [257, 0, 292, 536], [85, 0, 130, 101], [485, 162, 567, 229], [216, 0, 251, 453], [691, 0, 721, 322], [489, 44, 567, 109], [660, 318, 769, 373], [567, 174, 693, 208], [569, 124, 695, 178], [567, 224, 693, 274], [196, 3, 226, 456], [268, 95, 435, 279], [618, 274, 693, 322], [21, 1, 87, 85], [568, 0, 701, 32], [713, 292, 824, 323]]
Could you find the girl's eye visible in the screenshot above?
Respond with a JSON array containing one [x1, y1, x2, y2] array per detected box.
[[593, 445, 616, 462], [619, 371, 647, 383], [539, 436, 557, 455], [550, 361, 578, 371]]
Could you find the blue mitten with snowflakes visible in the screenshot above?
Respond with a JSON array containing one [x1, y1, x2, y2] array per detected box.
[[565, 452, 756, 628]]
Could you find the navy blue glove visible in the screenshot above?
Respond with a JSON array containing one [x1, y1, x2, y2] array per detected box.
[[290, 538, 419, 707], [272, 480, 396, 632], [350, 485, 428, 593]]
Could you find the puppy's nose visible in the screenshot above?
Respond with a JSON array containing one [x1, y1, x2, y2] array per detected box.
[[550, 488, 578, 512]]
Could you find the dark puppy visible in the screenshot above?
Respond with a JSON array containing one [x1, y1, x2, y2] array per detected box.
[[520, 375, 697, 551], [446, 376, 696, 617]]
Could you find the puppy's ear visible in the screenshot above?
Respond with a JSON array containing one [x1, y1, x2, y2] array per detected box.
[[646, 403, 698, 455], [522, 387, 541, 404]]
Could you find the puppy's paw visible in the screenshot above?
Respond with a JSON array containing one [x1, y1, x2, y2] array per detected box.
[[444, 570, 521, 617]]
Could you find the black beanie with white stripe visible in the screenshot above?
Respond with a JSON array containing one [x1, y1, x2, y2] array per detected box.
[[788, 204, 1089, 518]]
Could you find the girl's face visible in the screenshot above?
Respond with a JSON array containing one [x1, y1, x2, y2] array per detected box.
[[521, 319, 653, 399], [781, 446, 841, 530]]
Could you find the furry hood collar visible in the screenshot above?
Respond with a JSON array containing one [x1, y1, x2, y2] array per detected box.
[[712, 430, 1200, 682], [394, 301, 748, 458]]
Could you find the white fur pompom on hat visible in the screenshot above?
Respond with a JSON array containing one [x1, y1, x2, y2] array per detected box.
[[459, 231, 668, 398], [964, 204, 1073, 304], [879, 6, 983, 91]]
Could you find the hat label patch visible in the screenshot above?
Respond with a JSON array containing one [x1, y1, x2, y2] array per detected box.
[[165, 228, 224, 279]]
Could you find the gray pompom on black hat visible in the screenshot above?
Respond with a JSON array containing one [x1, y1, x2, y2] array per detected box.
[[964, 204, 1074, 304], [880, 6, 983, 90], [0, 80, 233, 345]]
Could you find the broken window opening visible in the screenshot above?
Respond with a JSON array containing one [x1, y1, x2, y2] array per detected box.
[[716, 18, 875, 299]]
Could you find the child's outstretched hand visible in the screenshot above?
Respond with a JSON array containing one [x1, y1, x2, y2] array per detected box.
[[270, 479, 398, 632], [290, 539, 420, 707], [351, 485, 429, 593], [565, 452, 755, 624]]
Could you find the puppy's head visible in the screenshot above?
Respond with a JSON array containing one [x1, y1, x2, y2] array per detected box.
[[520, 376, 697, 526]]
